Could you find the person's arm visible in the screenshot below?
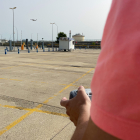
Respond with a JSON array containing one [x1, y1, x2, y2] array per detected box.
[[71, 118, 119, 140], [82, 118, 119, 140], [71, 119, 89, 140], [60, 86, 119, 140]]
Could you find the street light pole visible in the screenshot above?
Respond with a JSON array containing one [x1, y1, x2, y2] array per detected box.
[[54, 23, 58, 36], [14, 26, 18, 42], [30, 19, 37, 40], [10, 7, 17, 51], [13, 9, 14, 47], [21, 30, 22, 46], [50, 23, 55, 49]]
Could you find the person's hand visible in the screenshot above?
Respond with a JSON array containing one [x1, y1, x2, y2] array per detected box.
[[60, 86, 91, 126]]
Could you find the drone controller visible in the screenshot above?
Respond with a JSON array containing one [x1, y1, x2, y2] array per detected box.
[[69, 89, 92, 100]]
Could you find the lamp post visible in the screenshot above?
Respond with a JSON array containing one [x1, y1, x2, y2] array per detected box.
[[9, 7, 17, 51], [54, 23, 58, 36], [30, 19, 37, 41], [50, 23, 55, 49], [14, 26, 18, 42], [21, 30, 22, 46]]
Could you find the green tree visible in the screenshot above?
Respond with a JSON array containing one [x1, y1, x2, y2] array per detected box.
[[56, 32, 67, 43]]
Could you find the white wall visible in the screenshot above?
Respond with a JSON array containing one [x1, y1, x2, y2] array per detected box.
[[59, 40, 75, 50], [69, 41, 74, 49], [59, 40, 69, 50]]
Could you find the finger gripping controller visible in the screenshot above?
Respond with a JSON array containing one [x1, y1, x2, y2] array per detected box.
[[69, 89, 92, 100]]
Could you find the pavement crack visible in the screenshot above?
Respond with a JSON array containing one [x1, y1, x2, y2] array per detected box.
[[50, 122, 72, 140]]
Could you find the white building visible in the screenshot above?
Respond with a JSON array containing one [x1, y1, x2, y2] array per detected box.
[[59, 37, 75, 51], [72, 33, 85, 41]]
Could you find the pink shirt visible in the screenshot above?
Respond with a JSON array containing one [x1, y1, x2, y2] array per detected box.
[[90, 0, 140, 139]]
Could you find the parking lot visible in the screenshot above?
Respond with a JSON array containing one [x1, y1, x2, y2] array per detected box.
[[0, 48, 100, 140]]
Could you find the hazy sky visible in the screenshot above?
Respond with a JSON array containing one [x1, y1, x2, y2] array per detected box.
[[0, 0, 112, 41]]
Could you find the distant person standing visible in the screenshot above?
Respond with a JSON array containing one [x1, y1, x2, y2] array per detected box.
[[61, 0, 140, 139]]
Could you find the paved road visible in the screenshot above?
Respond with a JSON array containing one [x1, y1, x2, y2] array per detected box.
[[0, 49, 100, 140]]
